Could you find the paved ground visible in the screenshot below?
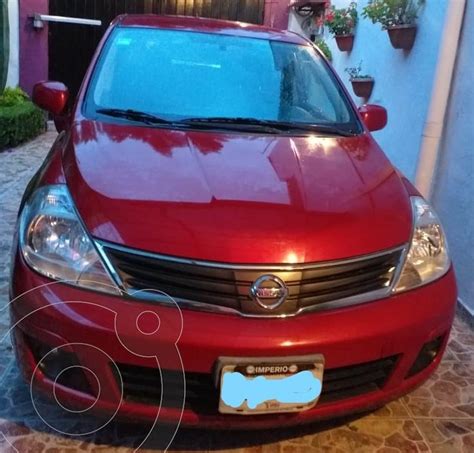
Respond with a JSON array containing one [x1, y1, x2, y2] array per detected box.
[[0, 130, 473, 453]]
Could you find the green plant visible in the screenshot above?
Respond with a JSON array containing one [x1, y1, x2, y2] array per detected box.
[[0, 88, 45, 150], [362, 0, 425, 28], [325, 2, 358, 36], [314, 38, 332, 61], [0, 0, 9, 91], [345, 61, 372, 79], [0, 87, 29, 107]]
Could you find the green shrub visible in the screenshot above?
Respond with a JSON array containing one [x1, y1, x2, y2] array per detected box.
[[0, 101, 45, 150], [0, 86, 29, 107], [314, 39, 332, 61]]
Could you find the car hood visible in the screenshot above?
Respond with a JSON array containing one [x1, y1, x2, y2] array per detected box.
[[63, 120, 412, 263]]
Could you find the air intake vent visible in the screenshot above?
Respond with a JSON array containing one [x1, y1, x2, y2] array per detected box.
[[113, 356, 399, 414]]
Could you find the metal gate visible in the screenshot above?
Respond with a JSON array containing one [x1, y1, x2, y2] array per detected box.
[[48, 0, 265, 99]]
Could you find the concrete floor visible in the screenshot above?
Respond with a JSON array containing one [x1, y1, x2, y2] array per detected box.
[[0, 131, 473, 453]]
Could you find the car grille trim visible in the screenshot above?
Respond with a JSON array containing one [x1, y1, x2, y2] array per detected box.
[[97, 240, 405, 317]]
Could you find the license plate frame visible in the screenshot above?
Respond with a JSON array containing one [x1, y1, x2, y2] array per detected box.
[[216, 355, 325, 415]]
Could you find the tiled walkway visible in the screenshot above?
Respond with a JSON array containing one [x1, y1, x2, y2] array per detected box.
[[0, 131, 472, 452]]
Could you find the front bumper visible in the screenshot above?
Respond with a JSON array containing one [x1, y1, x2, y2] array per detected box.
[[9, 252, 457, 429]]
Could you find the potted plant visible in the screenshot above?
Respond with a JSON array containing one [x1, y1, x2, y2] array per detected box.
[[362, 0, 425, 50], [314, 38, 332, 61], [325, 2, 358, 52], [345, 62, 374, 99]]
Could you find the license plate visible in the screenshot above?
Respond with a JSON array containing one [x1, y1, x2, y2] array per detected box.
[[217, 355, 324, 415]]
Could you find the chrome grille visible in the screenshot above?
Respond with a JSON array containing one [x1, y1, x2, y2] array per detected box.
[[99, 241, 404, 317]]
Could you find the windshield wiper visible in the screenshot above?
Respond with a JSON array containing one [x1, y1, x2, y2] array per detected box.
[[95, 111, 357, 136], [275, 122, 357, 137], [96, 108, 174, 125], [183, 117, 356, 136], [182, 117, 283, 134]]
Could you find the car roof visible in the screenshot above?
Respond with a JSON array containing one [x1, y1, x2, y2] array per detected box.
[[116, 14, 309, 45]]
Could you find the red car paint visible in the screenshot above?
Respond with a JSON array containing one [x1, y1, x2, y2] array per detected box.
[[11, 15, 457, 428], [11, 254, 456, 428], [64, 122, 411, 263], [32, 81, 69, 116]]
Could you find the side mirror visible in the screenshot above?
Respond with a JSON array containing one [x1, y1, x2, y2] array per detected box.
[[358, 104, 387, 132], [32, 81, 69, 116]]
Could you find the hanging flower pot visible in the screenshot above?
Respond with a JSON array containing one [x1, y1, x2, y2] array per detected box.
[[325, 3, 358, 52], [345, 62, 374, 99], [350, 78, 374, 99], [335, 34, 354, 52], [387, 24, 417, 50], [362, 0, 425, 52]]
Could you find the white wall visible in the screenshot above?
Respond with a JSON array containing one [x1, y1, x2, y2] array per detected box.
[[288, 10, 307, 37], [326, 0, 448, 180], [432, 0, 474, 314], [6, 0, 19, 87], [325, 1, 472, 316]]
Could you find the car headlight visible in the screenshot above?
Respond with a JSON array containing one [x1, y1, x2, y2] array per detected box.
[[394, 196, 450, 292], [18, 184, 121, 295]]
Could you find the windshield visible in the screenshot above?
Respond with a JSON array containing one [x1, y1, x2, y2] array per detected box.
[[85, 27, 361, 133]]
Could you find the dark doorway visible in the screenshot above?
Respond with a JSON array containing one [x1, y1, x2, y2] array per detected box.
[[48, 0, 265, 100]]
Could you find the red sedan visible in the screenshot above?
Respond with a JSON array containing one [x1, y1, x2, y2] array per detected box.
[[10, 15, 456, 430]]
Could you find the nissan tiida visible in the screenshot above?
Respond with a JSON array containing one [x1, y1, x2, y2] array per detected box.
[[10, 15, 457, 428]]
